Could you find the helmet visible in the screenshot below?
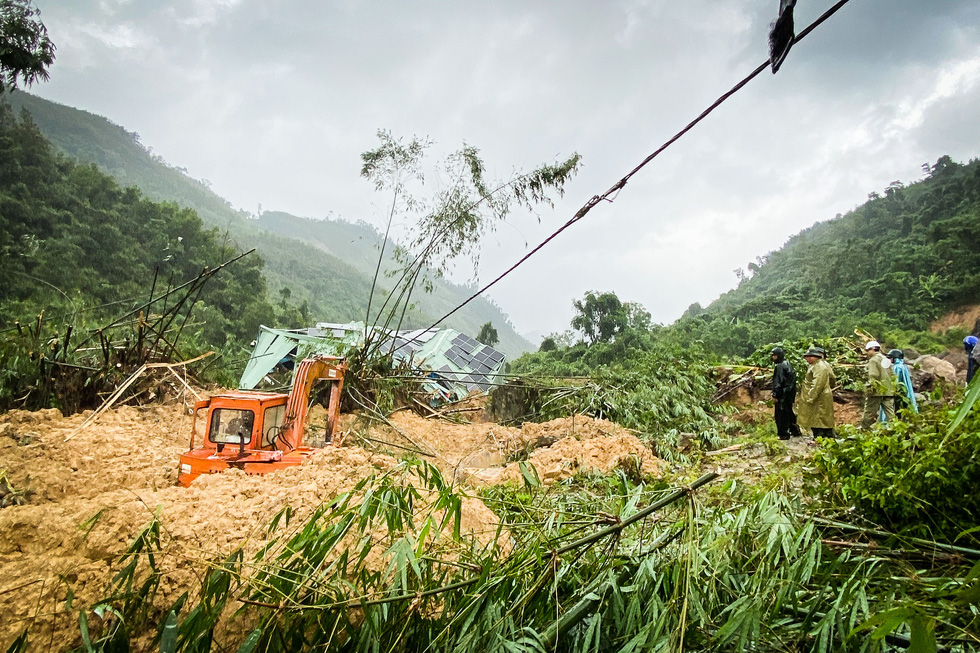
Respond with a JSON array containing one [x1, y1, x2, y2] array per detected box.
[[965, 335, 979, 348], [770, 347, 785, 361], [886, 348, 904, 360], [865, 340, 881, 350]]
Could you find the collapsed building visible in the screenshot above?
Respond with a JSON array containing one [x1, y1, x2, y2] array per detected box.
[[239, 322, 506, 402]]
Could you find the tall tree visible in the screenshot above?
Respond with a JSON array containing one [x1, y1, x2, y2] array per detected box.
[[477, 321, 499, 347], [571, 291, 628, 344], [0, 0, 56, 93]]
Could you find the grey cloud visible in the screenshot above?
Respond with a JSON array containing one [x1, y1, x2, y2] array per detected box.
[[26, 0, 980, 333]]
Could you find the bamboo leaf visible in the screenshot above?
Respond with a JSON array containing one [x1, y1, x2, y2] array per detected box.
[[519, 461, 540, 488], [4, 629, 29, 653], [908, 614, 937, 653], [235, 628, 262, 653], [158, 611, 177, 653], [78, 612, 94, 653], [947, 374, 980, 436]]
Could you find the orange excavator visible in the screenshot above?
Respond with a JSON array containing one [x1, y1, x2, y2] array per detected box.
[[177, 355, 346, 487]]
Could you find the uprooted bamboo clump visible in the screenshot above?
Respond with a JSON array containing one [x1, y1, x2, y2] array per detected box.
[[0, 251, 254, 415], [24, 460, 978, 652]]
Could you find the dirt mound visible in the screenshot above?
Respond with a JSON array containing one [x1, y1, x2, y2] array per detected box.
[[0, 405, 188, 503], [0, 405, 502, 651], [383, 415, 663, 486], [520, 414, 633, 444], [353, 411, 652, 482], [470, 433, 661, 486], [0, 402, 662, 650]]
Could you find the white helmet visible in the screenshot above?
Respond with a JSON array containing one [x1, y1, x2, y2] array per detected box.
[[865, 340, 880, 350]]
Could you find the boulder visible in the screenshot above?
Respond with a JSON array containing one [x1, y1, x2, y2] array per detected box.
[[914, 355, 958, 385], [942, 350, 968, 371]]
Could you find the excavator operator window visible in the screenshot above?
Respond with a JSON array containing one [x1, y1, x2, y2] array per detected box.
[[209, 408, 255, 445], [261, 404, 286, 448]]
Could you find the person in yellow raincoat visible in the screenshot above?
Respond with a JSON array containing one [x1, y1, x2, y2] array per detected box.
[[797, 347, 836, 437]]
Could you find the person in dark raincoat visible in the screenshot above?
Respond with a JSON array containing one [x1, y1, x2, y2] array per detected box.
[[797, 347, 836, 438], [770, 347, 798, 440]]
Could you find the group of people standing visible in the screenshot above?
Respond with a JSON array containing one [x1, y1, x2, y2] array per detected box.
[[769, 339, 918, 440]]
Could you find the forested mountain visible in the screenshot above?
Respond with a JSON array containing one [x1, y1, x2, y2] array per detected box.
[[3, 92, 532, 357], [673, 155, 980, 356], [0, 101, 275, 345]]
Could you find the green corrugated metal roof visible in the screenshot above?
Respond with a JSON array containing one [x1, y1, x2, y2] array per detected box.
[[239, 323, 505, 397]]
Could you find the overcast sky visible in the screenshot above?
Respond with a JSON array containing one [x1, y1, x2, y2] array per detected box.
[[28, 0, 980, 340]]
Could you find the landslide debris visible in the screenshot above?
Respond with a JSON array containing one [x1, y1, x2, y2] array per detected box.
[[0, 400, 662, 651]]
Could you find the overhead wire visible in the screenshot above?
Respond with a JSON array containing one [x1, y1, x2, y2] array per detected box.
[[417, 0, 855, 335]]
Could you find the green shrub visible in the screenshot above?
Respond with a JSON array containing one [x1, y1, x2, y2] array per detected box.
[[812, 409, 980, 543]]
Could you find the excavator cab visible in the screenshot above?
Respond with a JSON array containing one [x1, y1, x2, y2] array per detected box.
[[178, 356, 345, 486]]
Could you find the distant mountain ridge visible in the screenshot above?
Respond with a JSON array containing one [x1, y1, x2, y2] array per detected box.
[[672, 155, 980, 356], [6, 92, 533, 357]]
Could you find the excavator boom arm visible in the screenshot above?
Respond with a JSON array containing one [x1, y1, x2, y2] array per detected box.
[[280, 355, 346, 450]]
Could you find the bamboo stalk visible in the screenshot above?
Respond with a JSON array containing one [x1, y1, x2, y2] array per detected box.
[[811, 516, 980, 559], [64, 352, 214, 441], [555, 472, 718, 555]]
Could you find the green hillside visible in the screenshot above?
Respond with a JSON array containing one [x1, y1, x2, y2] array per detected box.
[[4, 92, 532, 357], [0, 101, 284, 409], [256, 210, 530, 356], [673, 155, 980, 356]]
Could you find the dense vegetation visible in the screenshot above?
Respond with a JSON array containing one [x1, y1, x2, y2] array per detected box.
[[0, 102, 277, 343], [672, 156, 980, 356], [0, 103, 283, 409], [4, 92, 534, 357], [46, 456, 979, 652], [814, 406, 980, 542]]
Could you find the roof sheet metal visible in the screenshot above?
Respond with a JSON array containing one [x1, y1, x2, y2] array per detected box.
[[239, 323, 506, 396], [413, 328, 506, 397]]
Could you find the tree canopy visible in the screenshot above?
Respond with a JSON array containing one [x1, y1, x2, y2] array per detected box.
[[673, 155, 980, 356], [0, 101, 276, 345], [0, 0, 55, 93], [477, 321, 499, 347]]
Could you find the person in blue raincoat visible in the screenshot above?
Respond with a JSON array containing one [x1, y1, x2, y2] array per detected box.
[[886, 349, 917, 415], [966, 335, 979, 384]]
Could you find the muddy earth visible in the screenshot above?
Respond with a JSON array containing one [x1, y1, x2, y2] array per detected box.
[[0, 398, 661, 651]]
